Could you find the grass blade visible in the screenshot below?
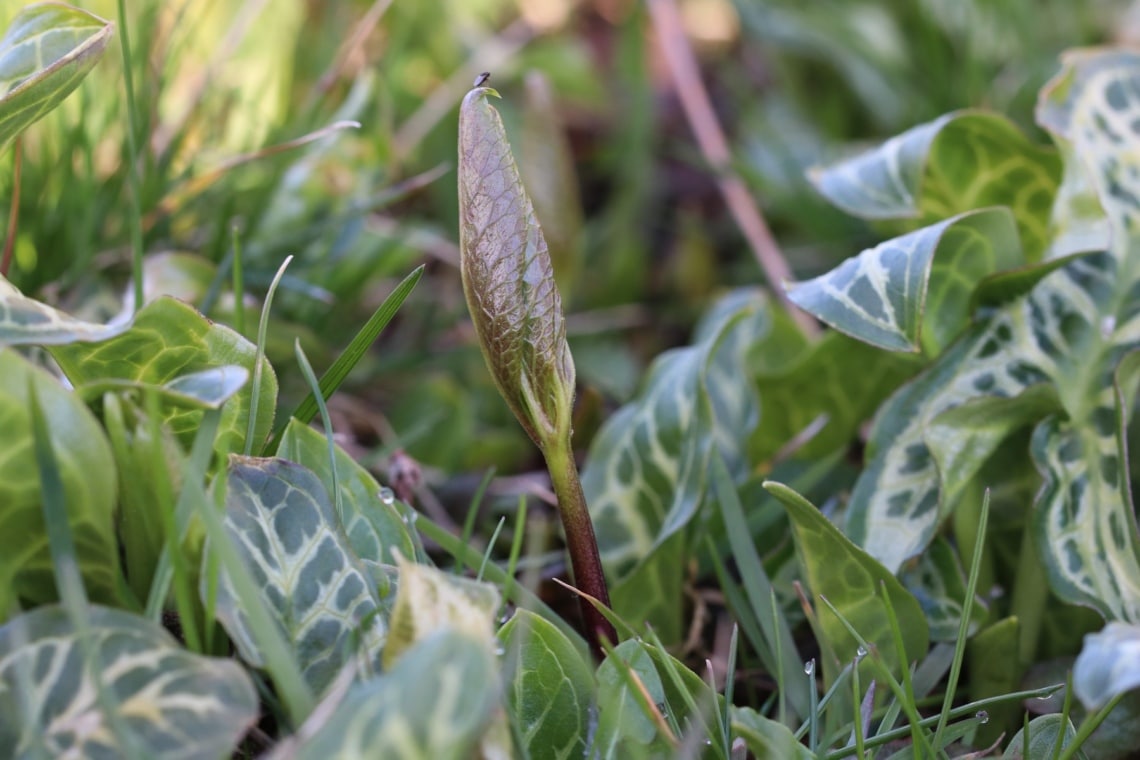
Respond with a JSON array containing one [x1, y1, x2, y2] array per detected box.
[[263, 265, 424, 455]]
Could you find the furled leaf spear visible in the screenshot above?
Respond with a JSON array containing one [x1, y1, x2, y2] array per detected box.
[[458, 73, 616, 652]]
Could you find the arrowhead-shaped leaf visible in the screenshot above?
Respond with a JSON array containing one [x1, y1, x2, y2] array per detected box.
[[1074, 622, 1140, 710], [811, 111, 1061, 260], [788, 208, 1022, 354], [382, 554, 499, 670], [764, 481, 929, 678], [0, 2, 112, 150], [51, 297, 277, 458], [0, 275, 132, 345], [288, 630, 501, 760], [0, 605, 257, 758], [276, 418, 415, 565], [214, 456, 387, 694], [834, 50, 1140, 618]]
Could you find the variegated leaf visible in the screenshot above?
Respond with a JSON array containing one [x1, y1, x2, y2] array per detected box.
[[0, 275, 131, 345], [51, 297, 277, 458], [382, 554, 500, 669], [582, 294, 769, 577], [788, 208, 1021, 354], [0, 605, 257, 758], [900, 537, 987, 641], [284, 630, 500, 760], [0, 349, 121, 619], [811, 111, 1061, 259], [75, 365, 250, 409], [276, 419, 415, 565], [1073, 622, 1140, 709], [498, 609, 595, 760], [0, 3, 111, 150], [843, 51, 1140, 614], [213, 456, 386, 695]]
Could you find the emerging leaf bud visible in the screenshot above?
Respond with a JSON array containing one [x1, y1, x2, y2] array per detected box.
[[458, 82, 576, 450]]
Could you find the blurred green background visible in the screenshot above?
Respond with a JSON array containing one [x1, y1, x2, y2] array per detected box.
[[0, 0, 1131, 487]]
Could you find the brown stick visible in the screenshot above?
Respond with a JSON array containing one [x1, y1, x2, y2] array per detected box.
[[1, 136, 22, 278], [646, 0, 818, 336]]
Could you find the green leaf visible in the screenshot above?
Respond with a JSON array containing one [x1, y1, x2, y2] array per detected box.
[[74, 365, 250, 409], [583, 294, 767, 575], [1074, 622, 1140, 710], [51, 296, 277, 458], [0, 2, 112, 150], [0, 349, 120, 619], [1001, 714, 1086, 760], [0, 605, 256, 758], [290, 630, 500, 760], [213, 455, 386, 694], [811, 111, 1061, 260], [383, 554, 500, 670], [763, 481, 929, 679], [276, 419, 415, 565], [731, 706, 814, 760], [267, 265, 424, 454], [458, 83, 574, 448], [836, 49, 1140, 629], [900, 537, 987, 641], [0, 275, 131, 345], [750, 330, 923, 462], [788, 208, 1022, 354], [592, 640, 674, 759], [498, 609, 595, 760]]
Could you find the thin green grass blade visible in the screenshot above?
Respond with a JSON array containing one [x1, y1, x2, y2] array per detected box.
[[142, 390, 201, 652], [1058, 691, 1126, 760], [477, 517, 506, 582], [643, 626, 726, 760], [821, 685, 1061, 759], [232, 226, 245, 335], [819, 594, 935, 758], [30, 383, 144, 760], [724, 622, 739, 745], [245, 255, 293, 455], [262, 265, 424, 455], [293, 339, 342, 523], [932, 490, 990, 750], [144, 408, 223, 621], [504, 495, 527, 604], [459, 466, 494, 576], [710, 451, 807, 719], [879, 584, 924, 755], [116, 0, 144, 312]]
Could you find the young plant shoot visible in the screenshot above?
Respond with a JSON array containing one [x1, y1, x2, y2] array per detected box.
[[457, 75, 616, 651]]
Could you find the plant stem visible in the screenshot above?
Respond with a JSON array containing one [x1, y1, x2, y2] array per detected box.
[[545, 437, 617, 655]]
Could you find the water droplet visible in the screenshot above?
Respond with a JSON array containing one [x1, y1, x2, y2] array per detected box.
[[804, 659, 816, 676], [1102, 315, 1117, 337], [856, 645, 868, 660], [493, 644, 506, 657], [377, 487, 395, 505], [975, 710, 989, 724], [1036, 694, 1054, 701]]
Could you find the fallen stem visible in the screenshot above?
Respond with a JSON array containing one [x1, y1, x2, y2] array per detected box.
[[645, 0, 817, 336]]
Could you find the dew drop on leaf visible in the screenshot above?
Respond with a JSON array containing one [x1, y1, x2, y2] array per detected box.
[[378, 487, 395, 505], [975, 710, 989, 724], [804, 659, 816, 676]]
